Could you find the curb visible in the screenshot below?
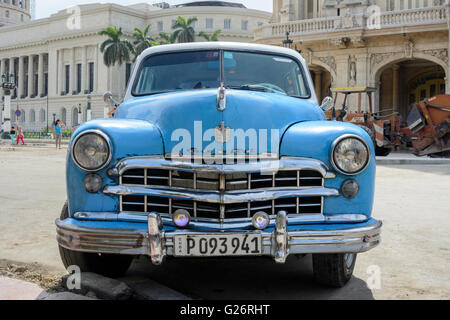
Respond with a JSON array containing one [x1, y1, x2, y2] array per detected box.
[[376, 158, 450, 165], [2, 138, 70, 145], [62, 272, 191, 301]]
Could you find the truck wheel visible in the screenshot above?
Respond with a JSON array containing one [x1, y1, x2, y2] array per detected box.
[[58, 201, 133, 278], [375, 146, 391, 157], [360, 125, 392, 157], [312, 253, 357, 287]]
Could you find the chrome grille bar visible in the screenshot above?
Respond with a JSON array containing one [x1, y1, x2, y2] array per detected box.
[[169, 171, 173, 215], [114, 157, 337, 224], [120, 195, 324, 220]]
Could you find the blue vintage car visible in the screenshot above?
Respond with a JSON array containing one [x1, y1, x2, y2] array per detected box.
[[56, 42, 382, 287]]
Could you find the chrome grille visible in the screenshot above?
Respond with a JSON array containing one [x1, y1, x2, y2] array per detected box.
[[117, 158, 330, 223], [121, 195, 322, 219], [121, 168, 323, 191]]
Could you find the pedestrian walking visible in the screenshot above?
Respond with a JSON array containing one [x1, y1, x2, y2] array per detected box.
[[10, 126, 16, 145], [53, 120, 65, 149], [16, 126, 25, 145]]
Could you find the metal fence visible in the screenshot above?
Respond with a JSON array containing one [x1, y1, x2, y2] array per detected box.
[[22, 131, 73, 140]]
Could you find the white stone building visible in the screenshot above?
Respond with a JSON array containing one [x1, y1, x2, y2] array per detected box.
[[255, 0, 450, 120], [0, 0, 31, 27], [0, 1, 270, 132]]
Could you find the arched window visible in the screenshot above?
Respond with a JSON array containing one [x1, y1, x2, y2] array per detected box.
[[61, 108, 66, 124], [40, 109, 45, 123], [30, 109, 35, 123], [72, 107, 79, 127]]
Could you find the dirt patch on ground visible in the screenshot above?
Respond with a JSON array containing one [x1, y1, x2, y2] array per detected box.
[[0, 259, 66, 292]]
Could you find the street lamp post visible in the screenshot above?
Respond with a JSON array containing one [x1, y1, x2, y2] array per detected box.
[[86, 95, 92, 121], [282, 31, 302, 54], [1, 72, 16, 138], [77, 103, 82, 126], [282, 32, 293, 49]]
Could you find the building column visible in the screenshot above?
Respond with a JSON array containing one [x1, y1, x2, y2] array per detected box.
[[296, 0, 304, 20], [81, 46, 87, 93], [38, 53, 44, 97], [27, 55, 34, 98], [0, 59, 5, 104], [18, 56, 25, 98], [58, 49, 63, 95], [94, 44, 99, 93], [9, 57, 14, 74], [9, 57, 15, 97], [47, 49, 57, 97], [314, 70, 322, 102], [446, 0, 450, 93], [70, 47, 75, 94], [0, 59, 5, 77], [0, 59, 5, 100], [392, 64, 399, 111]]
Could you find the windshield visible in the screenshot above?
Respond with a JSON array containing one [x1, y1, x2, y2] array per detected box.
[[132, 50, 310, 98]]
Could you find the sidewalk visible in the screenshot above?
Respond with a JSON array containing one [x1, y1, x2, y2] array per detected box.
[[0, 138, 69, 148], [0, 277, 45, 300], [376, 151, 450, 165]]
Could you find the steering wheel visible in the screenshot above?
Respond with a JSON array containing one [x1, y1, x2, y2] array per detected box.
[[255, 83, 286, 94]]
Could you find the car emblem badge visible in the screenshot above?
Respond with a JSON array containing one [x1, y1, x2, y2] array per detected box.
[[215, 121, 231, 143]]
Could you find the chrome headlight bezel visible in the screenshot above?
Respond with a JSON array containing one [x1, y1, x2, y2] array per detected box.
[[71, 129, 112, 172], [331, 134, 370, 175]]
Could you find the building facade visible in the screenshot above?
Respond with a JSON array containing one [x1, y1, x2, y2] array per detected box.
[[0, 2, 270, 132], [255, 0, 449, 120], [0, 0, 31, 27]]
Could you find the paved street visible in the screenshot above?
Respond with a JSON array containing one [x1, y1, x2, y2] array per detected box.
[[0, 143, 449, 299]]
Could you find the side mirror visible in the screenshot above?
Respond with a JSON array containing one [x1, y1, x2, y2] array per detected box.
[[103, 92, 116, 106], [321, 96, 333, 111]]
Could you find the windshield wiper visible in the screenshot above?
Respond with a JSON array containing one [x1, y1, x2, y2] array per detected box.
[[226, 84, 286, 95]]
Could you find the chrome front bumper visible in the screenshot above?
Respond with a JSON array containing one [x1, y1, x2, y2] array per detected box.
[[56, 211, 382, 265]]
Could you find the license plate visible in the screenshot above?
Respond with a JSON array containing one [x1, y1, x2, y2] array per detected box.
[[173, 234, 262, 257]]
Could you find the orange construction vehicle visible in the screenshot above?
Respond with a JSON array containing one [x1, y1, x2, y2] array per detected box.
[[401, 94, 450, 157], [325, 87, 402, 156]]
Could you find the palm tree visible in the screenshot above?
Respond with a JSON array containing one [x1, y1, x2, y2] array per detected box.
[[198, 29, 222, 42], [158, 32, 176, 45], [99, 26, 134, 100], [172, 16, 198, 43], [99, 26, 134, 67], [132, 25, 158, 60]]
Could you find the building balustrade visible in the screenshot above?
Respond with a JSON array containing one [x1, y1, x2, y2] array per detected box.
[[254, 6, 447, 40]]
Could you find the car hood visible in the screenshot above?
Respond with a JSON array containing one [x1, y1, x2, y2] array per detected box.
[[116, 89, 325, 155]]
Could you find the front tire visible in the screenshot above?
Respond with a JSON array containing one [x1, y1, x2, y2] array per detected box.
[[58, 201, 133, 278], [312, 253, 357, 287]]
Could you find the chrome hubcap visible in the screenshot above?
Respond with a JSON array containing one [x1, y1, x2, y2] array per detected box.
[[344, 253, 355, 269]]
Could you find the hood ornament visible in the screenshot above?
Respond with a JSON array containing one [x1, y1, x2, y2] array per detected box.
[[217, 82, 226, 111]]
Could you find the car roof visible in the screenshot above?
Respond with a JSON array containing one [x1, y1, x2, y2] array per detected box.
[[138, 42, 305, 62]]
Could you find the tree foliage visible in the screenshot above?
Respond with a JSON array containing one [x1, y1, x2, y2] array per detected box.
[[198, 29, 222, 41], [98, 26, 134, 67]]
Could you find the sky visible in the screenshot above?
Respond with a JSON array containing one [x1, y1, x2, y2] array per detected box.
[[35, 0, 273, 19]]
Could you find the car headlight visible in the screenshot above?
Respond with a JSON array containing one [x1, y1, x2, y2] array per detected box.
[[331, 135, 370, 175], [72, 130, 111, 171]]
